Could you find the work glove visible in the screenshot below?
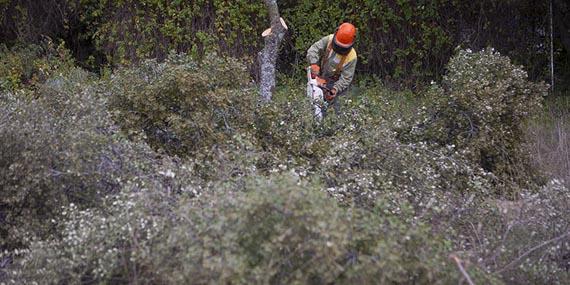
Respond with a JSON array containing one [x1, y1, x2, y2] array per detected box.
[[310, 64, 320, 79], [325, 88, 337, 102]]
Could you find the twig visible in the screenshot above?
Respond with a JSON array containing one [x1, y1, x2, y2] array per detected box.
[[494, 231, 570, 274], [449, 254, 475, 285], [468, 221, 483, 250]]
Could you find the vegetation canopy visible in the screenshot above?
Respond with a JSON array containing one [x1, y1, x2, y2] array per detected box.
[[1, 1, 569, 284]]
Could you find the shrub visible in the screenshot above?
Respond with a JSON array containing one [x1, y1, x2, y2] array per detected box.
[[106, 54, 323, 180], [0, 65, 194, 251], [252, 83, 319, 161], [453, 180, 570, 284], [107, 53, 256, 157], [0, 41, 75, 92], [400, 48, 548, 191], [5, 175, 501, 284], [71, 0, 267, 65], [1, 50, 564, 285]]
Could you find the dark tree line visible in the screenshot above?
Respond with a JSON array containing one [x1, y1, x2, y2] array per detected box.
[[554, 0, 570, 52], [1, 0, 568, 89]]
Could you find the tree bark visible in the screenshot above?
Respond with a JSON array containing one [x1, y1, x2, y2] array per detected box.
[[259, 0, 286, 102]]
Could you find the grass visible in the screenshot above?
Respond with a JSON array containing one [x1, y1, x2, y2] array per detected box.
[[527, 95, 570, 187]]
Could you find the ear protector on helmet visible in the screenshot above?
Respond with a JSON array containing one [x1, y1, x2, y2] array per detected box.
[[332, 24, 357, 55], [332, 35, 353, 55]]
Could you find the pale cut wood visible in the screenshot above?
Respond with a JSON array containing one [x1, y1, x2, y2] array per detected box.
[[261, 17, 288, 37], [280, 17, 288, 30], [262, 28, 272, 37]]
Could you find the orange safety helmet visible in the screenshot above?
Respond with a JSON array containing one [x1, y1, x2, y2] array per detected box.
[[335, 23, 357, 47], [333, 22, 357, 55], [333, 23, 357, 55]]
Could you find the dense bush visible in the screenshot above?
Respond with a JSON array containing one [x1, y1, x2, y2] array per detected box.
[[71, 0, 267, 65], [107, 54, 324, 178], [2, 49, 568, 284], [0, 64, 194, 250], [0, 41, 75, 91], [320, 119, 494, 213], [400, 48, 548, 191], [4, 175, 501, 284], [107, 53, 255, 156], [453, 180, 570, 285]]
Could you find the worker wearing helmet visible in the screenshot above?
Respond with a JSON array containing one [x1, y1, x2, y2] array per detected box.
[[307, 22, 358, 113]]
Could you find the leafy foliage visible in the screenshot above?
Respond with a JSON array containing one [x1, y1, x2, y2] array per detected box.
[[0, 63, 193, 250], [0, 41, 75, 92], [108, 53, 254, 156], [72, 0, 267, 65], [1, 49, 568, 284], [400, 48, 548, 191], [5, 175, 501, 284], [2, 0, 557, 87]]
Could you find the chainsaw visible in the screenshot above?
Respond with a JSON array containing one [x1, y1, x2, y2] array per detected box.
[[306, 67, 334, 121]]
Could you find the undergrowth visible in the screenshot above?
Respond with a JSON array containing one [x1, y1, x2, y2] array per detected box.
[[1, 47, 568, 284], [527, 95, 570, 188]]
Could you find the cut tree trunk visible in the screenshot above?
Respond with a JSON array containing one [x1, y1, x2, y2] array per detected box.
[[259, 0, 287, 102]]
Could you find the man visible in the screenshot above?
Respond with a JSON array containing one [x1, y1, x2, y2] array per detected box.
[[307, 22, 358, 114]]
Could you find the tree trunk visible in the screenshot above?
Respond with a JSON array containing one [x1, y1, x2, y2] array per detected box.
[[259, 0, 286, 102]]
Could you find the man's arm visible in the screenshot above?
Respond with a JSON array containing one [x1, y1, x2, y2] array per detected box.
[[306, 35, 331, 65], [333, 57, 357, 94]]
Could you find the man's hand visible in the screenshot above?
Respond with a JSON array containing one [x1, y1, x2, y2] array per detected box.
[[310, 64, 320, 79], [325, 88, 337, 102]]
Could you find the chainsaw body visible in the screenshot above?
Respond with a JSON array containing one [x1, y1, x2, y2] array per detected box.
[[306, 68, 333, 121]]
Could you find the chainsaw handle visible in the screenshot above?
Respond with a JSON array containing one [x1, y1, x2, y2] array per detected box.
[[319, 84, 331, 92]]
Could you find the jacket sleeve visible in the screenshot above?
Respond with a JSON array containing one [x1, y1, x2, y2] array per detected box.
[[333, 57, 357, 93], [306, 35, 330, 65]]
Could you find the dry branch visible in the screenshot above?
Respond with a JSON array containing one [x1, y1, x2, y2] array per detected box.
[[449, 254, 475, 285], [495, 231, 570, 274]]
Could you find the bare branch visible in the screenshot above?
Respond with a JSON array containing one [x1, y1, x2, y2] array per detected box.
[[449, 254, 475, 285], [495, 231, 570, 274]]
